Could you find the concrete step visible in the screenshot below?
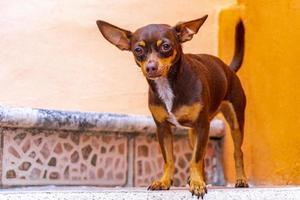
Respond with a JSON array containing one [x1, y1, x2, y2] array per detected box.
[[0, 105, 226, 187], [0, 186, 299, 200]]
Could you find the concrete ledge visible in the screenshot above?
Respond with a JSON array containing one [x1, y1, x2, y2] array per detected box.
[[0, 105, 225, 137], [0, 186, 299, 200]]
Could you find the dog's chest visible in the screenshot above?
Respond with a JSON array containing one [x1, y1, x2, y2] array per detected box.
[[153, 78, 202, 126], [154, 78, 174, 112]]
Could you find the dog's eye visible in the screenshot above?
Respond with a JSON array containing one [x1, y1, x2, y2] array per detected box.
[[134, 47, 144, 56], [161, 43, 171, 52]]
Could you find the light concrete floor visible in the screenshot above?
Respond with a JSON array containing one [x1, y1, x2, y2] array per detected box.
[[0, 186, 300, 200]]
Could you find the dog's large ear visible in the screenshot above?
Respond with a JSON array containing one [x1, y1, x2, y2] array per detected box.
[[174, 15, 208, 43], [96, 20, 132, 51]]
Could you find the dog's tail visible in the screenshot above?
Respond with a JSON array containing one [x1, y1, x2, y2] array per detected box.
[[229, 20, 245, 72]]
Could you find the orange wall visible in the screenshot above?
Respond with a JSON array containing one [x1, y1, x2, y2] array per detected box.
[[219, 0, 300, 185], [0, 0, 234, 114]]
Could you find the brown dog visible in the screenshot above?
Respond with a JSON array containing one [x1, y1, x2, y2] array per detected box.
[[96, 15, 248, 198]]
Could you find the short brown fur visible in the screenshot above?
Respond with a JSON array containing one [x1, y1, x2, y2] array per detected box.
[[96, 16, 248, 198]]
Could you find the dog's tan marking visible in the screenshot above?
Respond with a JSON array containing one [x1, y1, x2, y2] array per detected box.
[[149, 105, 168, 123], [148, 124, 174, 190], [189, 160, 206, 196], [137, 50, 177, 78], [135, 59, 148, 77], [138, 40, 146, 47], [220, 101, 248, 187], [159, 50, 177, 76], [188, 128, 196, 149], [220, 101, 239, 129], [174, 103, 203, 123], [156, 40, 163, 47]]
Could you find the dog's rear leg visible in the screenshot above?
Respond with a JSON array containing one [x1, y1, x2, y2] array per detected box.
[[221, 80, 248, 187], [148, 122, 174, 190]]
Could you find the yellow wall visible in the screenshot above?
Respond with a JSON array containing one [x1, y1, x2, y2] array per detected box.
[[0, 0, 234, 114], [219, 0, 300, 185]]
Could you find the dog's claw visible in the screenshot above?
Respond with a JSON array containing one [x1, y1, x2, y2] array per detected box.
[[200, 193, 204, 199], [235, 179, 249, 188], [187, 175, 191, 185], [189, 180, 207, 199]]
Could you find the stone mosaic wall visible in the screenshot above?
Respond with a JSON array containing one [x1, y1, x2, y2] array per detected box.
[[1, 127, 224, 187], [0, 106, 226, 187], [2, 128, 128, 186], [134, 135, 224, 186]]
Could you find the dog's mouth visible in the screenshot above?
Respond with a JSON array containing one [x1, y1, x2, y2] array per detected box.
[[147, 73, 163, 80], [145, 66, 169, 80]]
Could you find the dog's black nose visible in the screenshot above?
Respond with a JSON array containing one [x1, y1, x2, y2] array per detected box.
[[146, 60, 158, 73]]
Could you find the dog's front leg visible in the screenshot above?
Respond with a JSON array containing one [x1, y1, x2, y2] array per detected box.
[[189, 113, 210, 198], [148, 122, 174, 190]]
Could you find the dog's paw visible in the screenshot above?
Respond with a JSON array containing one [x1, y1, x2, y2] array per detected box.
[[148, 179, 172, 190], [235, 179, 249, 188], [189, 180, 207, 199]]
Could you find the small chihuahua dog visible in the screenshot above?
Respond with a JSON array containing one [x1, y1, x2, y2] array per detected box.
[[96, 15, 248, 198]]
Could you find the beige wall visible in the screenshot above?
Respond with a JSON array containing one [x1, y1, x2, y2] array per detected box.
[[0, 0, 235, 114]]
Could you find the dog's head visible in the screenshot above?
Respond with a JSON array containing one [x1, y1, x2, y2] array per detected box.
[[96, 15, 207, 79]]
